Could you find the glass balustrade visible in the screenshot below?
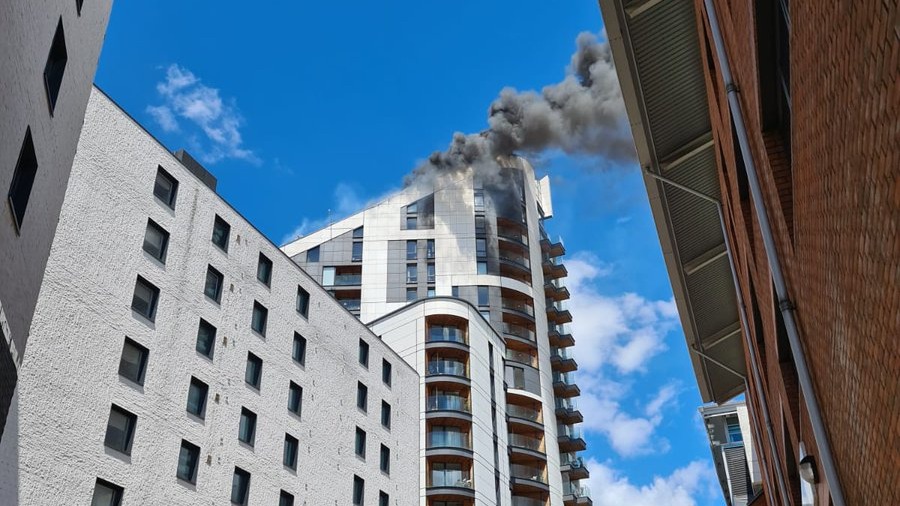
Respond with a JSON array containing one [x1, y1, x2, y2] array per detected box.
[[339, 299, 361, 311], [550, 347, 572, 360], [507, 404, 542, 422], [498, 226, 529, 245], [501, 323, 536, 342], [548, 323, 570, 335], [510, 464, 548, 484], [563, 483, 591, 497], [561, 454, 584, 468], [555, 398, 577, 411], [428, 325, 466, 344], [426, 394, 471, 413], [558, 425, 583, 440], [508, 433, 544, 452], [333, 273, 362, 286], [512, 497, 545, 506], [553, 371, 576, 385], [427, 430, 472, 450], [427, 360, 467, 377], [502, 299, 534, 317], [429, 467, 473, 488], [499, 251, 531, 269], [505, 349, 537, 367]]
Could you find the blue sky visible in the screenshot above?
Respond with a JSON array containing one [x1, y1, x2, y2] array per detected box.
[[96, 1, 721, 503]]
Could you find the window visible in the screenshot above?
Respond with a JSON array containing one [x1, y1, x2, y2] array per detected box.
[[379, 491, 389, 506], [176, 440, 200, 484], [475, 238, 487, 257], [195, 319, 216, 358], [477, 286, 489, 306], [727, 418, 744, 443], [322, 266, 336, 286], [356, 382, 368, 412], [118, 337, 149, 385], [353, 226, 364, 238], [406, 264, 418, 283], [407, 202, 418, 213], [476, 261, 487, 275], [451, 286, 459, 298], [296, 286, 310, 317], [91, 478, 123, 506], [256, 253, 273, 286], [427, 287, 436, 298], [426, 264, 436, 283], [43, 19, 68, 114], [406, 240, 417, 260], [245, 352, 262, 389], [186, 377, 208, 418], [475, 215, 486, 233], [406, 216, 418, 229], [426, 239, 435, 259], [406, 288, 417, 302], [757, 0, 792, 157], [279, 491, 295, 506], [153, 166, 178, 209], [104, 405, 137, 455], [352, 241, 363, 262], [7, 128, 38, 232], [352, 475, 364, 506], [131, 276, 160, 321], [142, 219, 169, 263], [381, 401, 391, 430], [358, 339, 370, 367], [283, 434, 299, 470], [354, 427, 367, 459], [76, 0, 84, 15], [211, 215, 230, 252], [480, 310, 490, 321], [238, 408, 257, 446], [230, 467, 250, 505], [306, 246, 319, 263], [474, 189, 485, 211], [250, 301, 268, 336], [288, 381, 303, 416], [292, 332, 307, 365], [379, 444, 390, 474], [382, 359, 392, 387], [204, 265, 223, 303]]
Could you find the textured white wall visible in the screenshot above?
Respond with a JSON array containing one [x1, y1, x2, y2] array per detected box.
[[0, 89, 420, 506]]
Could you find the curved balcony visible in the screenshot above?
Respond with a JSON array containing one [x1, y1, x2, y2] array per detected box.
[[426, 394, 472, 423], [561, 454, 590, 481], [558, 425, 586, 453], [508, 433, 546, 461], [427, 468, 475, 501], [505, 348, 538, 368], [563, 483, 592, 506], [426, 325, 469, 353], [510, 463, 549, 493], [426, 360, 470, 387], [426, 430, 473, 459], [507, 403, 544, 431], [550, 347, 578, 373], [512, 496, 548, 506], [499, 251, 533, 286], [553, 371, 580, 398], [501, 322, 537, 348], [555, 398, 583, 424], [548, 323, 575, 348], [502, 298, 535, 322], [497, 223, 530, 248]]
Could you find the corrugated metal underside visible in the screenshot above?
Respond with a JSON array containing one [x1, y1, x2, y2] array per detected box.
[[614, 0, 745, 403]]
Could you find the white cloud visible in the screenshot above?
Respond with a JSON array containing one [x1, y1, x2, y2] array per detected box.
[[280, 183, 397, 244], [147, 64, 258, 165], [586, 458, 717, 506]]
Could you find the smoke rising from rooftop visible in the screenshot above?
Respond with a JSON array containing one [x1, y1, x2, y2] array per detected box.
[[406, 32, 634, 188]]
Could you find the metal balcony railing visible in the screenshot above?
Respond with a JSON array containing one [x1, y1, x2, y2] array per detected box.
[[427, 360, 468, 377], [426, 395, 471, 413], [510, 464, 548, 484], [507, 404, 542, 423]]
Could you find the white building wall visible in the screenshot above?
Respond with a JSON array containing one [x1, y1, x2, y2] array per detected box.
[[0, 88, 419, 506]]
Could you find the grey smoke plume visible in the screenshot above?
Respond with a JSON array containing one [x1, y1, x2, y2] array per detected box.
[[407, 32, 634, 187]]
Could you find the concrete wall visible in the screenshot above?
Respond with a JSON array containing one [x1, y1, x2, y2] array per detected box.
[[0, 88, 420, 506], [0, 0, 113, 442]]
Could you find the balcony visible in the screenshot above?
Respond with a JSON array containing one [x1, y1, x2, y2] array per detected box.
[[553, 371, 580, 398], [560, 454, 590, 481], [332, 273, 362, 286], [426, 430, 473, 458], [510, 463, 549, 493], [563, 483, 592, 506], [539, 235, 566, 258], [426, 394, 472, 422], [511, 497, 547, 506], [507, 403, 543, 430], [502, 298, 535, 321], [546, 299, 573, 324], [426, 359, 470, 387], [542, 255, 568, 280], [557, 425, 586, 453], [501, 322, 537, 347], [508, 432, 546, 460], [497, 223, 529, 247], [338, 298, 361, 312], [426, 324, 469, 353], [550, 347, 578, 373], [505, 348, 538, 368], [427, 468, 475, 500], [544, 278, 571, 301], [548, 323, 575, 347], [555, 398, 583, 424]]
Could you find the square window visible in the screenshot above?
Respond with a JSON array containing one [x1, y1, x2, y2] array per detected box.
[[381, 401, 391, 430], [256, 253, 273, 286], [427, 263, 435, 283], [186, 377, 208, 418], [477, 286, 489, 306], [296, 286, 310, 317], [279, 490, 295, 506], [245, 352, 262, 389], [104, 404, 137, 455], [251, 301, 268, 336], [305, 246, 319, 263], [153, 166, 178, 210], [238, 408, 257, 446], [406, 240, 417, 260], [211, 215, 230, 252], [427, 287, 436, 298], [380, 444, 390, 474], [352, 475, 364, 506], [379, 491, 389, 506], [477, 261, 487, 275], [204, 265, 223, 303], [358, 339, 369, 368], [353, 226, 364, 239], [91, 478, 123, 506], [118, 337, 149, 385], [406, 264, 418, 283], [142, 219, 170, 263], [283, 433, 299, 470], [288, 381, 303, 416], [356, 382, 368, 412], [352, 241, 363, 262], [426, 239, 435, 259], [406, 288, 417, 302], [382, 359, 392, 387], [43, 19, 68, 115], [176, 439, 200, 484], [7, 127, 38, 233], [406, 216, 418, 230], [355, 427, 367, 459], [196, 319, 216, 358], [230, 467, 250, 505], [293, 332, 307, 365], [131, 276, 160, 321]]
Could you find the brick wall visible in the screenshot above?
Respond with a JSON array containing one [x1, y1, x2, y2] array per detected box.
[[696, 0, 899, 504]]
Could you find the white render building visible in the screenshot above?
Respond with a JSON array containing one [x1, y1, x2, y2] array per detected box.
[[0, 88, 421, 506], [0, 0, 112, 442], [699, 402, 763, 506], [283, 158, 591, 506]]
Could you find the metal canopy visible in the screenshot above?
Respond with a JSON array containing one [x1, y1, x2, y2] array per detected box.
[[600, 0, 745, 403]]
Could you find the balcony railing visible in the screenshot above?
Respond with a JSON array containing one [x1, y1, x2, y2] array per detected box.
[[512, 497, 546, 506], [427, 395, 471, 413], [501, 322, 536, 342], [546, 298, 569, 312], [558, 425, 583, 440], [553, 371, 576, 385], [555, 398, 577, 411], [508, 433, 544, 452], [505, 349, 537, 367], [507, 404, 542, 423], [338, 299, 361, 311], [502, 299, 535, 317], [427, 360, 468, 377], [549, 323, 570, 335], [332, 273, 362, 286], [551, 347, 573, 360], [561, 454, 584, 468], [428, 327, 466, 344], [498, 227, 529, 246], [428, 471, 473, 489], [500, 251, 531, 269], [564, 483, 591, 497], [427, 431, 472, 450], [510, 464, 548, 484]]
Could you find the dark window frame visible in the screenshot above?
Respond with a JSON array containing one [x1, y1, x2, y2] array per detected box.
[[153, 166, 178, 209], [186, 376, 209, 419], [195, 319, 216, 358], [288, 381, 303, 416], [176, 439, 201, 484], [292, 332, 307, 365], [306, 246, 319, 263], [356, 381, 368, 412], [354, 426, 367, 459], [118, 337, 149, 386], [43, 18, 68, 115], [250, 301, 268, 336], [352, 475, 364, 506], [379, 444, 390, 474], [358, 339, 370, 368], [211, 215, 231, 252], [131, 276, 160, 322], [296, 286, 310, 318], [382, 359, 392, 387], [230, 467, 250, 505], [283, 433, 299, 470], [238, 407, 257, 446], [381, 400, 391, 430], [104, 404, 137, 455], [7, 127, 38, 234], [204, 265, 224, 304], [142, 219, 170, 263], [256, 252, 273, 286], [244, 352, 263, 390], [91, 478, 124, 506]]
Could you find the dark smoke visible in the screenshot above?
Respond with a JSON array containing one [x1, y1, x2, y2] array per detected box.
[[406, 32, 635, 188]]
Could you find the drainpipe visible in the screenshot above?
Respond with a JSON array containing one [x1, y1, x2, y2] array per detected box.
[[702, 1, 846, 505], [643, 168, 788, 506]]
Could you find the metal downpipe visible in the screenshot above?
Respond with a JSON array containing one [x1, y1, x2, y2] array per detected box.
[[702, 1, 846, 504]]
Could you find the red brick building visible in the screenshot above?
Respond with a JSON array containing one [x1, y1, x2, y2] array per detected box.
[[599, 0, 898, 505]]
